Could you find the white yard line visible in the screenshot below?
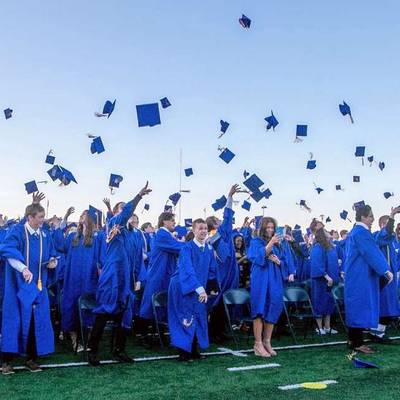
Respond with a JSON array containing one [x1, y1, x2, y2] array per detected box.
[[217, 347, 248, 357], [228, 363, 280, 372], [278, 379, 338, 391]]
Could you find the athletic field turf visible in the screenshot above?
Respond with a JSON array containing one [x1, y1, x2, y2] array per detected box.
[[1, 330, 399, 400]]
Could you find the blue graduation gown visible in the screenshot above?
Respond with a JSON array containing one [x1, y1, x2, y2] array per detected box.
[[310, 244, 339, 317], [94, 195, 141, 328], [139, 228, 184, 319], [344, 224, 389, 328], [60, 232, 99, 331], [0, 223, 56, 356], [295, 244, 311, 282], [209, 207, 239, 305], [281, 239, 296, 282], [373, 227, 400, 318], [248, 237, 286, 324], [168, 241, 217, 352]]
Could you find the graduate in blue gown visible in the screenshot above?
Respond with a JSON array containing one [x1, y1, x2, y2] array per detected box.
[[58, 208, 100, 352], [139, 212, 185, 321], [336, 230, 348, 281], [344, 204, 393, 353], [168, 219, 219, 361], [247, 217, 286, 358], [0, 200, 58, 374], [310, 227, 339, 335], [206, 184, 240, 341], [370, 207, 400, 340], [88, 183, 151, 366], [141, 222, 155, 268]]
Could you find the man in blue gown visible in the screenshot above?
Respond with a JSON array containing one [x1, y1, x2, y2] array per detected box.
[[344, 204, 393, 354], [0, 200, 57, 374], [168, 218, 219, 361]]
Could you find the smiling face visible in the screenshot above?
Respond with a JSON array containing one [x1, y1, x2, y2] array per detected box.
[[163, 217, 176, 232], [193, 221, 208, 242], [362, 210, 374, 230], [28, 211, 45, 230]]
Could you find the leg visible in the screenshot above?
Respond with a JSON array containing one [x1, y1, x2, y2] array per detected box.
[[88, 314, 108, 354], [262, 322, 277, 356], [1, 353, 14, 375], [348, 327, 374, 353], [209, 301, 228, 340], [253, 318, 270, 357], [316, 317, 323, 331], [112, 313, 134, 363], [25, 314, 42, 372]]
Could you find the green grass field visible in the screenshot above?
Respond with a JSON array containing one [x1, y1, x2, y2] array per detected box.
[[1, 329, 399, 400]]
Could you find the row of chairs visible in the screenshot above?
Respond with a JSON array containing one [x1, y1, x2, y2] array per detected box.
[[76, 285, 347, 354]]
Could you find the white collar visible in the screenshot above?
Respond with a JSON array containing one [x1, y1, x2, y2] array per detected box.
[[24, 222, 40, 236], [193, 238, 206, 248], [160, 226, 173, 235], [355, 222, 370, 231]]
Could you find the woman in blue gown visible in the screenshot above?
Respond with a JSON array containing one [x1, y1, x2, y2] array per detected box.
[[310, 227, 339, 335], [248, 217, 286, 358]]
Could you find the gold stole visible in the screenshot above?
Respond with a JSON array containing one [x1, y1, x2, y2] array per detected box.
[[24, 227, 43, 291]]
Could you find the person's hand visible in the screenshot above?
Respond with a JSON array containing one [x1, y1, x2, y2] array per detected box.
[[249, 218, 255, 227], [228, 184, 241, 198], [288, 274, 295, 282], [390, 206, 400, 219], [64, 207, 75, 220], [325, 275, 334, 287], [103, 198, 112, 212], [268, 254, 281, 265], [32, 192, 45, 204], [198, 292, 208, 303], [340, 271, 345, 281], [242, 217, 250, 227], [47, 258, 58, 269], [134, 281, 141, 292], [22, 268, 33, 283], [209, 290, 219, 296], [139, 181, 152, 197], [385, 271, 394, 284], [0, 214, 4, 227]]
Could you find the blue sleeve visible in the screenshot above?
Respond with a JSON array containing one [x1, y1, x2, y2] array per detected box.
[[178, 245, 202, 296], [109, 195, 142, 229], [310, 244, 326, 278], [218, 207, 234, 240], [282, 241, 296, 275], [156, 230, 185, 254], [247, 239, 266, 267], [239, 227, 253, 249], [208, 250, 218, 282], [374, 228, 394, 246], [356, 230, 389, 276], [0, 226, 25, 263]]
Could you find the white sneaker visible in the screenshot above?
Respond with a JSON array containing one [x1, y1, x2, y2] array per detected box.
[[315, 328, 326, 335], [76, 344, 84, 353], [325, 328, 338, 334]]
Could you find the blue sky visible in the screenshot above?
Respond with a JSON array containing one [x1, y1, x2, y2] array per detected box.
[[1, 0, 399, 230]]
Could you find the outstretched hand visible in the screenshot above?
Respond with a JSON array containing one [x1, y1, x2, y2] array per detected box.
[[64, 207, 75, 220], [32, 192, 45, 204], [228, 184, 241, 198], [103, 198, 112, 212], [139, 181, 152, 197]]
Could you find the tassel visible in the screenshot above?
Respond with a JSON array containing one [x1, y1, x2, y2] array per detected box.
[[37, 279, 42, 291]]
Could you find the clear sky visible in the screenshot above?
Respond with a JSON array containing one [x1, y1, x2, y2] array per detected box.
[[1, 0, 399, 230]]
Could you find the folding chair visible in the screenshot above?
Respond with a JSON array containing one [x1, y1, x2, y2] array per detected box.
[[283, 286, 323, 344], [151, 291, 169, 348], [332, 284, 347, 332], [222, 288, 252, 348]]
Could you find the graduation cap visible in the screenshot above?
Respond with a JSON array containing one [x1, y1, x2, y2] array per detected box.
[[25, 180, 38, 195], [95, 99, 116, 118], [355, 146, 365, 165], [58, 166, 77, 186], [175, 225, 187, 239], [218, 147, 235, 164], [298, 200, 311, 212], [184, 168, 193, 177], [169, 192, 181, 206], [352, 358, 380, 369], [314, 183, 324, 194], [47, 165, 63, 181], [160, 97, 171, 109], [339, 101, 354, 123], [241, 200, 251, 211], [384, 192, 394, 199], [184, 218, 193, 228], [292, 229, 303, 243], [295, 125, 308, 142], [353, 176, 360, 183], [89, 135, 105, 154], [136, 103, 161, 127], [4, 108, 13, 119], [379, 161, 385, 171], [307, 160, 317, 170], [144, 203, 150, 211], [368, 155, 374, 164], [218, 120, 230, 138], [263, 188, 272, 199], [353, 200, 366, 210], [340, 210, 349, 220], [45, 150, 55, 165], [239, 14, 251, 28], [250, 189, 264, 203], [88, 205, 102, 225], [212, 195, 227, 211], [109, 173, 123, 189], [164, 205, 173, 212], [243, 170, 250, 179], [294, 224, 301, 230], [336, 184, 344, 191], [243, 174, 264, 193], [326, 216, 332, 223], [265, 111, 279, 130]]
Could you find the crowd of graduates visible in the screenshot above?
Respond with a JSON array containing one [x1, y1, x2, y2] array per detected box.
[[0, 183, 399, 374]]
